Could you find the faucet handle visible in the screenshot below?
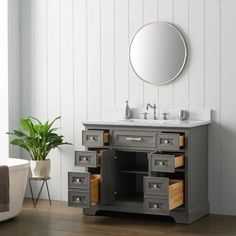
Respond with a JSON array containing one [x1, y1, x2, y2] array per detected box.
[[141, 112, 149, 119], [161, 112, 168, 120]]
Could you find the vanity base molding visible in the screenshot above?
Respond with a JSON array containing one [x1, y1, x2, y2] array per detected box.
[[69, 124, 209, 224], [83, 201, 209, 224]]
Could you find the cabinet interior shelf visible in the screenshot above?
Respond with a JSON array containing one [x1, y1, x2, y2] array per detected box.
[[120, 169, 148, 175], [175, 168, 185, 172], [120, 165, 148, 175]]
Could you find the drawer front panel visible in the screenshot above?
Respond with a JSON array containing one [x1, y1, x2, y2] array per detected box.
[[68, 191, 90, 208], [143, 177, 169, 195], [144, 197, 169, 215], [149, 154, 175, 173], [157, 133, 180, 151], [112, 131, 156, 148], [68, 172, 90, 189], [82, 130, 105, 147], [75, 151, 98, 167]]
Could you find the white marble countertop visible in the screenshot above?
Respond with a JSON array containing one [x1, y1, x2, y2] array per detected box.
[[83, 119, 211, 128]]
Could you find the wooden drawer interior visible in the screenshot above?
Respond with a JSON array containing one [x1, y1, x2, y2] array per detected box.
[[173, 153, 184, 168], [93, 149, 104, 165], [90, 174, 100, 204], [103, 132, 109, 144], [169, 179, 184, 210], [179, 135, 185, 148]]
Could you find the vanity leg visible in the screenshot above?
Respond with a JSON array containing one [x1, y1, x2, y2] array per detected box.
[[83, 206, 98, 216]]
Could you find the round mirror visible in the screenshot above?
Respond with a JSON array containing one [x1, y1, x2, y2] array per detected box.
[[129, 21, 187, 85]]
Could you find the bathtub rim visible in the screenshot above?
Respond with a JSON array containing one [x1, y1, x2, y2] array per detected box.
[[0, 158, 30, 171]]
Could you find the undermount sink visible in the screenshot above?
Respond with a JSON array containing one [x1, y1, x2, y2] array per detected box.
[[119, 118, 204, 126], [119, 119, 181, 124]]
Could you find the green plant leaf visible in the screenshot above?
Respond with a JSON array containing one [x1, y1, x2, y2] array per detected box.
[[8, 116, 71, 160], [28, 116, 42, 125]]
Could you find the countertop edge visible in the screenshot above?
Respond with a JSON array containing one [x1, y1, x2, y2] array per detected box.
[[82, 120, 211, 128]]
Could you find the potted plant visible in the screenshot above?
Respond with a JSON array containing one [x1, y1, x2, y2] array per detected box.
[[8, 116, 71, 178]]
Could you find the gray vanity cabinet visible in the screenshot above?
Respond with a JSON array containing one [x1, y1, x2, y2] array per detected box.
[[69, 123, 209, 224]]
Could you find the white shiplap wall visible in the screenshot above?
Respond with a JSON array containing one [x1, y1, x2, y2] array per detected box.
[[0, 0, 9, 161], [19, 0, 236, 215], [0, 0, 21, 161], [9, 0, 21, 159]]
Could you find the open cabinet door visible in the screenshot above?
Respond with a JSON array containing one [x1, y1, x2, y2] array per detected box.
[[100, 149, 117, 205]]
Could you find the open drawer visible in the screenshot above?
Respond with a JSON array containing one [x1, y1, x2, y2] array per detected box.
[[68, 172, 100, 208], [157, 133, 185, 151], [149, 152, 184, 172], [82, 130, 109, 147], [144, 177, 184, 215], [75, 149, 104, 168]]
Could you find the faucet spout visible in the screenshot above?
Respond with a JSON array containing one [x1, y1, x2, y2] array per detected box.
[[146, 103, 157, 120]]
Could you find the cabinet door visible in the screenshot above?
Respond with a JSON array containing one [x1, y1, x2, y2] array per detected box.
[[100, 149, 117, 205]]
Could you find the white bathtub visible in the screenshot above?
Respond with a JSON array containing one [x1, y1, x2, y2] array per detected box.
[[0, 158, 29, 222]]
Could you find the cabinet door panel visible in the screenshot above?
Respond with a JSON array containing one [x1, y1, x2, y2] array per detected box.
[[100, 149, 117, 205]]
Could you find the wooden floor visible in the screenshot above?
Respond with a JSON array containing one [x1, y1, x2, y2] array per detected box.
[[0, 199, 236, 236]]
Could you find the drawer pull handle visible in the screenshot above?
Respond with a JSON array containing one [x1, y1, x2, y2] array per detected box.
[[74, 197, 82, 203], [74, 178, 82, 183], [153, 204, 159, 209], [88, 136, 96, 141], [81, 157, 88, 162], [164, 139, 170, 144], [153, 184, 158, 188], [151, 203, 162, 209], [157, 161, 165, 166], [150, 183, 161, 189], [125, 137, 142, 141]]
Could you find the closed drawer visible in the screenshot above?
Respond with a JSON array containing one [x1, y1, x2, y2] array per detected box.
[[144, 178, 184, 215], [82, 130, 109, 147], [157, 133, 185, 151], [75, 150, 103, 167], [149, 153, 184, 172], [68, 172, 90, 189], [68, 191, 90, 208], [112, 131, 156, 148]]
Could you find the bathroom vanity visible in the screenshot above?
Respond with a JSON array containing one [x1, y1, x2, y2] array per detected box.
[[68, 119, 210, 224]]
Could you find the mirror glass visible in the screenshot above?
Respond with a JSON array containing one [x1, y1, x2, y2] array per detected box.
[[129, 21, 187, 85]]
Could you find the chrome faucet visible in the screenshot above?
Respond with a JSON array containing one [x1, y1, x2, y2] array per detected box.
[[146, 103, 157, 120]]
